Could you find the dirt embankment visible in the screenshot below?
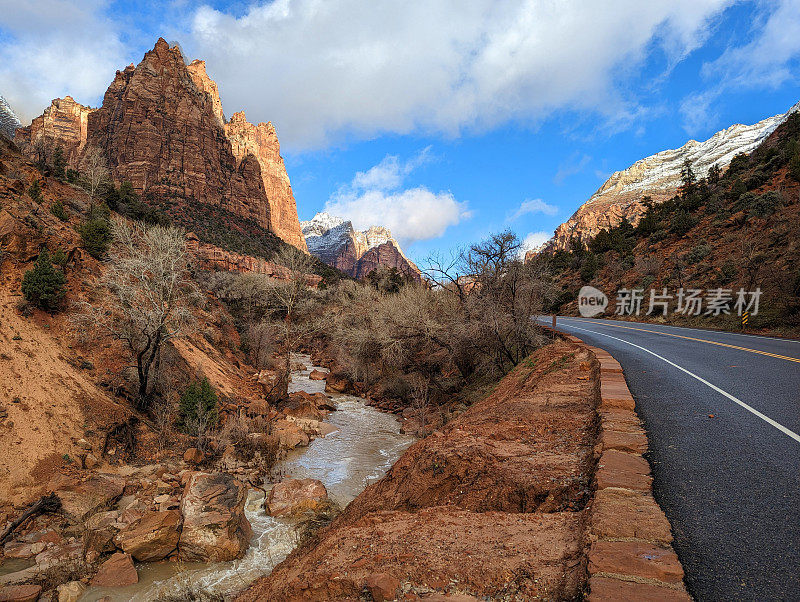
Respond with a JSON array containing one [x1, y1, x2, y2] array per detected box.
[[239, 342, 601, 601]]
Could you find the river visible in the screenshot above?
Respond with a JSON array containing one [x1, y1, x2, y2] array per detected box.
[[81, 354, 414, 601]]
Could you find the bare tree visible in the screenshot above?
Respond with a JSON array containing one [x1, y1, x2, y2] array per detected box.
[[80, 145, 109, 204], [73, 221, 199, 408], [267, 247, 317, 395]]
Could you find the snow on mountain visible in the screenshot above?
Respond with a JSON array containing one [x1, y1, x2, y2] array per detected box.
[[0, 96, 21, 140], [549, 100, 800, 250]]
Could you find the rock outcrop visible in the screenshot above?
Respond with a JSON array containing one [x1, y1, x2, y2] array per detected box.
[[185, 233, 322, 286], [86, 39, 273, 231], [0, 95, 21, 140], [15, 38, 309, 252], [224, 112, 308, 251], [301, 212, 421, 280], [179, 472, 252, 562], [13, 96, 94, 165], [186, 59, 225, 126], [547, 99, 800, 250]]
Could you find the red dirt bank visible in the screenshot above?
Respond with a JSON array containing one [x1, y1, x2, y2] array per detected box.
[[240, 343, 598, 601], [239, 340, 691, 601]]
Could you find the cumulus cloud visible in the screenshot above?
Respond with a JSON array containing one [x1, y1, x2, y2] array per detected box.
[[508, 198, 558, 221], [183, 0, 736, 149], [519, 231, 551, 257], [0, 0, 127, 123], [325, 149, 469, 243]]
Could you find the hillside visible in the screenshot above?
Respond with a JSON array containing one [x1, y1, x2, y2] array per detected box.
[[548, 100, 800, 250], [535, 112, 800, 334]]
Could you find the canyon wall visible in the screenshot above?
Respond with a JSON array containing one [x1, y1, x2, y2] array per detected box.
[[14, 96, 94, 165], [224, 112, 308, 251], [0, 95, 21, 140]]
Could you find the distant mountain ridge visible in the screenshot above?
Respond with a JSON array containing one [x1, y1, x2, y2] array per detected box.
[[0, 96, 21, 140], [547, 100, 800, 250], [301, 212, 421, 280]]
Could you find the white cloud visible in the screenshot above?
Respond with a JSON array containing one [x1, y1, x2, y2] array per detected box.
[[351, 146, 432, 191], [681, 0, 800, 134], [326, 149, 469, 243], [508, 198, 558, 221], [0, 0, 127, 123], [519, 231, 551, 257], [554, 153, 592, 184], [183, 0, 736, 150]]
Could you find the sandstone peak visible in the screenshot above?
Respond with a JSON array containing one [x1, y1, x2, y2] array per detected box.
[[546, 99, 800, 250], [224, 111, 308, 251], [301, 212, 420, 280], [14, 96, 94, 166]]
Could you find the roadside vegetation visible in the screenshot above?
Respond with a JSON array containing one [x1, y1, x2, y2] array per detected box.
[[533, 112, 800, 332]]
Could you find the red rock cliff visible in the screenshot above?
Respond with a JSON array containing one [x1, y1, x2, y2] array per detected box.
[[14, 96, 95, 167], [224, 112, 307, 251], [86, 38, 273, 231]]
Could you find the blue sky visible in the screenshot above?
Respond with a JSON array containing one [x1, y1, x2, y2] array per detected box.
[[2, 1, 800, 264]]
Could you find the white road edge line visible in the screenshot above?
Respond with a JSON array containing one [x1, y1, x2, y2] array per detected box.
[[560, 322, 800, 445]]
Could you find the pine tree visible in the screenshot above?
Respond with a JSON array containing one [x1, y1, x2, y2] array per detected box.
[[178, 378, 219, 435], [21, 249, 67, 311]]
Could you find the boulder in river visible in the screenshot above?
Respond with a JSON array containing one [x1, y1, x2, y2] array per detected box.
[[273, 420, 310, 449], [91, 552, 138, 587], [113, 509, 181, 561], [266, 478, 329, 517], [179, 472, 252, 562], [309, 369, 327, 381]]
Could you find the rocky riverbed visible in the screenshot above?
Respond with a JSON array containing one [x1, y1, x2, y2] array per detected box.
[[0, 354, 414, 601]]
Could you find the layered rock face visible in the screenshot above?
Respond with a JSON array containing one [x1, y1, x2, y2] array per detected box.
[[548, 100, 800, 250], [13, 96, 94, 165], [224, 112, 308, 251], [301, 212, 421, 280], [0, 95, 21, 140], [15, 38, 309, 252], [86, 39, 273, 230]]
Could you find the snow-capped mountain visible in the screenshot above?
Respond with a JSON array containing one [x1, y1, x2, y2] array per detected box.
[[0, 96, 21, 140], [548, 100, 800, 249], [301, 212, 420, 280]]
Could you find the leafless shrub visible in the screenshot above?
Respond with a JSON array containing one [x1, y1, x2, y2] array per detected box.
[[72, 221, 200, 409]]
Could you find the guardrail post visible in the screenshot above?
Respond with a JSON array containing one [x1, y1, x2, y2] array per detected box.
[[552, 315, 557, 328]]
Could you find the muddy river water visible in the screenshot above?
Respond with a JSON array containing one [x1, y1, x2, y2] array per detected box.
[[81, 354, 414, 601]]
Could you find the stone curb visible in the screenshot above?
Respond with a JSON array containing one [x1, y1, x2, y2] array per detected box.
[[542, 327, 693, 601]]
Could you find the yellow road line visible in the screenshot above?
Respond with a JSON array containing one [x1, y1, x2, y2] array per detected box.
[[570, 319, 800, 364]]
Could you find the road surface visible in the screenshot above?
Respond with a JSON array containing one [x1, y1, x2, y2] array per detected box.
[[542, 317, 800, 601]]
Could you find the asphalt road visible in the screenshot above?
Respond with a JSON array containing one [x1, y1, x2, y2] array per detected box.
[[542, 317, 800, 602]]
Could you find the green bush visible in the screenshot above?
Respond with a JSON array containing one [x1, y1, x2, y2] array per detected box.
[[52, 146, 66, 180], [28, 179, 43, 203], [684, 244, 712, 264], [749, 190, 784, 218], [21, 249, 67, 311], [50, 199, 68, 221], [178, 378, 219, 435], [78, 217, 113, 259], [580, 252, 599, 282], [719, 260, 737, 284], [670, 210, 697, 236]]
